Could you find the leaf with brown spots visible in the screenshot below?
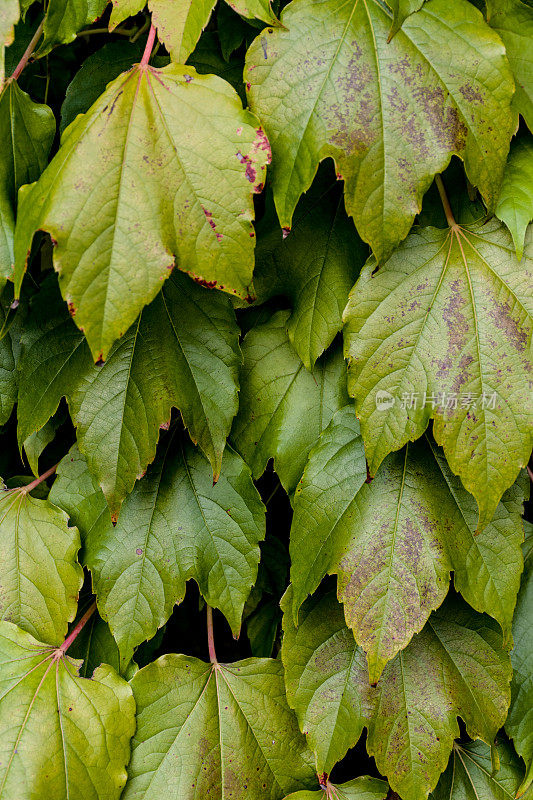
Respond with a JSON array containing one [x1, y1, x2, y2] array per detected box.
[[290, 406, 527, 682], [282, 587, 512, 800], [245, 0, 514, 262], [344, 218, 533, 531], [0, 620, 135, 800], [124, 653, 315, 799], [13, 63, 269, 360]]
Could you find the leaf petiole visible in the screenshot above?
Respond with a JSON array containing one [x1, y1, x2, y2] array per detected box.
[[206, 606, 218, 664]]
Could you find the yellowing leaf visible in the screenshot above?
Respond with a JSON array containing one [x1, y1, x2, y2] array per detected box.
[[124, 654, 314, 798], [343, 219, 533, 530], [14, 63, 270, 360], [0, 620, 135, 800], [245, 0, 514, 262]]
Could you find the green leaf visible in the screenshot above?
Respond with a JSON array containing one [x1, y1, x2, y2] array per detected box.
[[254, 170, 367, 369], [51, 437, 265, 663], [283, 776, 389, 800], [282, 588, 512, 800], [245, 0, 514, 262], [386, 0, 425, 39], [0, 283, 24, 425], [430, 739, 533, 800], [343, 219, 533, 531], [0, 0, 18, 86], [290, 406, 526, 680], [281, 586, 372, 774], [23, 416, 60, 476], [231, 310, 349, 493], [14, 63, 270, 360], [0, 81, 55, 282], [487, 0, 533, 131], [0, 483, 83, 646], [18, 271, 242, 514], [496, 136, 533, 259], [0, 620, 135, 799], [39, 0, 108, 55], [506, 538, 533, 795], [60, 41, 143, 133], [67, 607, 122, 678], [124, 653, 315, 798]]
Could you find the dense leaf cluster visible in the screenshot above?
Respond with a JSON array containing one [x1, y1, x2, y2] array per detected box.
[[0, 0, 531, 798]]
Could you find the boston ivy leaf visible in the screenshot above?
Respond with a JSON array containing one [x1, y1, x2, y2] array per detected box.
[[0, 0, 18, 86], [38, 0, 108, 55], [505, 536, 533, 795], [51, 437, 265, 664], [111, 0, 278, 63], [254, 169, 367, 369], [14, 63, 270, 361], [281, 586, 372, 774], [386, 0, 425, 39], [67, 606, 122, 678], [343, 219, 533, 531], [290, 406, 526, 680], [496, 136, 533, 259], [0, 80, 54, 282], [231, 310, 348, 493], [282, 588, 512, 800], [23, 415, 61, 476], [245, 0, 514, 262], [18, 271, 241, 515], [0, 620, 135, 799], [0, 482, 83, 646], [487, 0, 533, 132], [430, 739, 532, 800], [283, 776, 389, 800], [124, 653, 314, 798], [0, 283, 24, 425]]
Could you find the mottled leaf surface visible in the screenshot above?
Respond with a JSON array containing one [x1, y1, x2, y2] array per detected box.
[[51, 438, 265, 663], [344, 219, 533, 530], [487, 0, 533, 131], [0, 483, 83, 645], [231, 310, 349, 492], [124, 654, 314, 799], [496, 136, 533, 259], [0, 620, 135, 800], [290, 406, 526, 680], [14, 63, 269, 359], [254, 171, 367, 368], [506, 529, 533, 795], [281, 586, 372, 773], [18, 272, 242, 515], [283, 776, 388, 800], [430, 739, 533, 800], [0, 81, 54, 281], [245, 0, 514, 261]]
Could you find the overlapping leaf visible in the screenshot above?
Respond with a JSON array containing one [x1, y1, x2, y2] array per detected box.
[[38, 0, 108, 55], [290, 406, 526, 681], [0, 620, 135, 799], [18, 271, 241, 515], [487, 0, 533, 132], [254, 169, 367, 369], [0, 284, 24, 425], [387, 0, 425, 39], [0, 0, 18, 86], [0, 81, 54, 281], [430, 739, 533, 800], [50, 438, 265, 664], [245, 0, 514, 261], [496, 136, 533, 259], [14, 63, 270, 360], [283, 588, 512, 800], [231, 310, 349, 492], [343, 219, 533, 530], [124, 653, 314, 798], [283, 776, 388, 800], [0, 481, 83, 645]]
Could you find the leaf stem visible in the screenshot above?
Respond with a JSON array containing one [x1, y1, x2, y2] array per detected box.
[[435, 174, 457, 229], [140, 24, 157, 67], [527, 465, 533, 482], [78, 26, 136, 37], [206, 606, 218, 664], [61, 601, 97, 654], [9, 18, 45, 83], [21, 463, 58, 494]]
